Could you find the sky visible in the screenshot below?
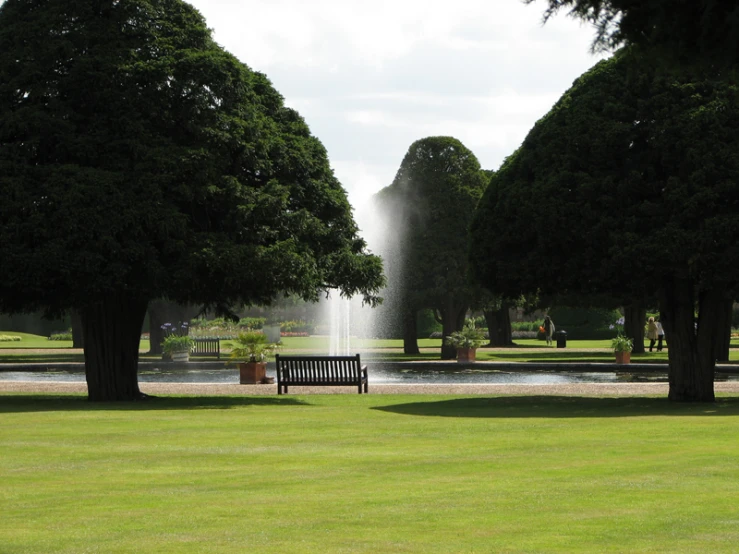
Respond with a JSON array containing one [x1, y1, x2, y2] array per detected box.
[[185, 0, 610, 210]]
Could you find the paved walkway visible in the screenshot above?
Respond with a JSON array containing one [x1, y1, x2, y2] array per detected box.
[[3, 380, 739, 396]]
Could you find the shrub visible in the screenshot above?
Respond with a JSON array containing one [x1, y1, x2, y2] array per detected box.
[[0, 334, 22, 342], [511, 321, 542, 333], [162, 335, 194, 355], [227, 331, 280, 362], [279, 320, 314, 334], [48, 331, 72, 341], [238, 317, 266, 330], [444, 320, 486, 349], [612, 334, 633, 353]]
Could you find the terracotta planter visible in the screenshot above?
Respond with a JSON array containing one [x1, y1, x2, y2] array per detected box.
[[615, 351, 631, 364], [239, 361, 267, 384], [457, 347, 477, 363]]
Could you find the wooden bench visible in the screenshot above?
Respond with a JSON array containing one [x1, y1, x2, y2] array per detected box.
[[275, 354, 368, 394], [191, 338, 220, 359]]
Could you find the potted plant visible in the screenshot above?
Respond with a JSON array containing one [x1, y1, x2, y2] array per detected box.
[[612, 334, 633, 364], [445, 320, 486, 362], [227, 331, 281, 384], [162, 335, 195, 363]]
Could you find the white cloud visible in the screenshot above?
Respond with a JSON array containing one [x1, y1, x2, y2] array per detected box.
[[187, 0, 609, 207]]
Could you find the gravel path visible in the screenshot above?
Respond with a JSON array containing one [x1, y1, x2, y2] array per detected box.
[[4, 381, 739, 396]]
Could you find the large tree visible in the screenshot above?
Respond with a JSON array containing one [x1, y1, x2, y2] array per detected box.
[[377, 137, 488, 359], [526, 0, 739, 65], [0, 0, 384, 400], [470, 49, 739, 401]]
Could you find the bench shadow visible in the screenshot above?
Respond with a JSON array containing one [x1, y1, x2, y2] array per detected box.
[[372, 395, 739, 418], [0, 395, 309, 413]]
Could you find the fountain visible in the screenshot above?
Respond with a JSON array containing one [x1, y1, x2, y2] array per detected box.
[[321, 188, 405, 354], [327, 290, 352, 356]]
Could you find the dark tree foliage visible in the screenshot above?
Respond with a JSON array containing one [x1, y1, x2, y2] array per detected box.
[[470, 49, 739, 401], [377, 137, 488, 359], [0, 0, 384, 400], [526, 0, 739, 66]]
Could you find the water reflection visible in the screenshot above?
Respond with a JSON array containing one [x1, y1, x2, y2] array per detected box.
[[2, 364, 737, 385], [0, 367, 673, 384]]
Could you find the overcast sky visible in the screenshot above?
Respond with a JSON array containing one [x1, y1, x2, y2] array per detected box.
[[185, 0, 610, 209]]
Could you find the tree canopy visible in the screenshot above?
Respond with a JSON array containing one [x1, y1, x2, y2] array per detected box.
[[0, 0, 384, 400], [470, 49, 739, 401], [375, 136, 488, 359], [526, 0, 739, 66]]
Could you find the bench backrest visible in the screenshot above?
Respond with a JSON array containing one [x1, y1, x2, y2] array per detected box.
[[192, 338, 220, 358], [275, 354, 362, 383]]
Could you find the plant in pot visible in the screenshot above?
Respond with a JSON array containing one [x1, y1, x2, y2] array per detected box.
[[445, 320, 486, 362], [611, 334, 633, 364], [228, 331, 281, 384], [162, 335, 195, 363]]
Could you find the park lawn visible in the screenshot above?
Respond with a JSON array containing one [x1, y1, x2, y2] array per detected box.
[[0, 331, 72, 349], [1, 333, 739, 364], [2, 394, 739, 553]]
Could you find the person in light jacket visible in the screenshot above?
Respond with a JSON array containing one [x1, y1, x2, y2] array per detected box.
[[543, 315, 555, 346], [655, 318, 665, 352], [646, 316, 659, 352]]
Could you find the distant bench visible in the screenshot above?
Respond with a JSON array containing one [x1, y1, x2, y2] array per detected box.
[[275, 354, 368, 394], [191, 338, 220, 359]]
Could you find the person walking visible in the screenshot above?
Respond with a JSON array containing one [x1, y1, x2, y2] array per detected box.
[[543, 315, 555, 347], [656, 318, 665, 352], [646, 316, 659, 352]]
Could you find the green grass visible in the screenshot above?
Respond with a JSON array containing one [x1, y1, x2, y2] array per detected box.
[[2, 393, 739, 553], [0, 331, 73, 349]]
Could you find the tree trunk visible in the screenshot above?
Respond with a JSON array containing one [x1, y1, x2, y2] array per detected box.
[[148, 299, 196, 355], [403, 308, 420, 355], [80, 295, 149, 402], [71, 311, 84, 348], [659, 278, 715, 402], [623, 302, 646, 354], [484, 301, 513, 347], [714, 297, 733, 362]]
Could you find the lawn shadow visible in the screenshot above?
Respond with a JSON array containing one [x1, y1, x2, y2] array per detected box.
[[0, 394, 309, 413], [373, 395, 739, 418]]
